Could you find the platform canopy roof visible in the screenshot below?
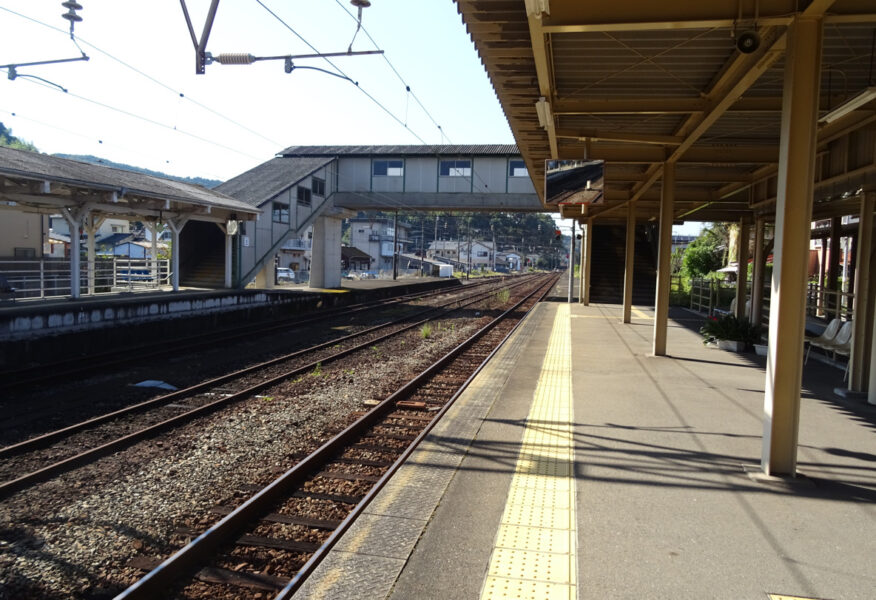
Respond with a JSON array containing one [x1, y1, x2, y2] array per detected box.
[[0, 147, 260, 224], [455, 0, 876, 223]]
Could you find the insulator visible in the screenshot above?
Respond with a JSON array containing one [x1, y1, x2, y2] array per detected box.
[[350, 0, 371, 7], [62, 1, 83, 10], [62, 10, 83, 23], [214, 53, 256, 65]]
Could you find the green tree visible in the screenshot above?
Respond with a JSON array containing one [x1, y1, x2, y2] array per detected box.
[[0, 122, 38, 152]]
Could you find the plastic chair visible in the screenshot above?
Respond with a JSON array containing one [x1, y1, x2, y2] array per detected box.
[[804, 318, 841, 364], [810, 320, 852, 365]]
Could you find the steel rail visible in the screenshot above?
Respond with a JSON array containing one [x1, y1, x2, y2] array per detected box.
[[275, 274, 558, 598], [0, 279, 484, 390], [0, 277, 520, 459], [114, 274, 558, 600], [0, 276, 538, 500]]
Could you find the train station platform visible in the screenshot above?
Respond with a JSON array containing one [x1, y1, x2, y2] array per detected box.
[[295, 282, 876, 599]]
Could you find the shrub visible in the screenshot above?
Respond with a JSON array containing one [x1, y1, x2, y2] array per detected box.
[[700, 314, 761, 346]]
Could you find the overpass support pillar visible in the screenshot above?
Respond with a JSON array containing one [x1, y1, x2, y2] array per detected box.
[[735, 218, 751, 321], [762, 15, 823, 477], [653, 162, 674, 356], [310, 215, 343, 289], [622, 201, 636, 323]]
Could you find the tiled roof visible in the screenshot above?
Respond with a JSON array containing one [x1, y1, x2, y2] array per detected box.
[[216, 157, 333, 207], [0, 147, 257, 214], [279, 145, 520, 157]]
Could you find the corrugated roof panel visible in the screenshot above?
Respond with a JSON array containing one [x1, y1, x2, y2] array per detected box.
[[0, 146, 257, 214], [216, 157, 333, 207], [279, 144, 521, 157]]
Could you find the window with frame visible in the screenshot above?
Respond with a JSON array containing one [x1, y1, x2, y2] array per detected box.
[[14, 247, 36, 258], [373, 159, 404, 177], [272, 201, 290, 224], [509, 159, 528, 177], [440, 159, 471, 177], [312, 177, 325, 197], [297, 186, 312, 206]]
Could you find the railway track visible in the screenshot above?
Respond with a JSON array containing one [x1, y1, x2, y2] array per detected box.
[[0, 275, 543, 500], [115, 273, 558, 600], [0, 279, 497, 392]]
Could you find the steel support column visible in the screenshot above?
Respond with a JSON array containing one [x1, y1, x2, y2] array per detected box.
[[167, 217, 188, 292], [849, 192, 875, 391], [828, 216, 841, 314], [653, 162, 674, 356], [751, 217, 766, 326], [582, 219, 592, 305], [623, 201, 636, 323], [762, 15, 823, 477], [568, 220, 576, 303], [61, 206, 88, 299], [578, 222, 586, 303], [735, 218, 751, 321]]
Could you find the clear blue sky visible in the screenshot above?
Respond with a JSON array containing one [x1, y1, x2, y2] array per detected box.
[[0, 0, 702, 236]]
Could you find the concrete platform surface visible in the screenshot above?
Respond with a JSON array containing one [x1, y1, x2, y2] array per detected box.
[[294, 294, 876, 600]]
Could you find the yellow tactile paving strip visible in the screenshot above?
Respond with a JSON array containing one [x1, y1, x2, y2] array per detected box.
[[480, 304, 577, 600]]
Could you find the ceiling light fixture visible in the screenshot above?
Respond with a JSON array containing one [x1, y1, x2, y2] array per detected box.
[[535, 97, 552, 129], [819, 86, 876, 124]]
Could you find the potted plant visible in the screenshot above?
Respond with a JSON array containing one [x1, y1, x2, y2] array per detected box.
[[700, 314, 761, 352]]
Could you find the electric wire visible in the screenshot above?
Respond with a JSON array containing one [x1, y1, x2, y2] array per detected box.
[[0, 107, 227, 181], [254, 0, 429, 145], [2, 70, 262, 161], [333, 0, 451, 144], [0, 5, 284, 149]]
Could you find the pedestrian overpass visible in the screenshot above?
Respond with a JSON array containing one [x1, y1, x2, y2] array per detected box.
[[217, 145, 543, 289]]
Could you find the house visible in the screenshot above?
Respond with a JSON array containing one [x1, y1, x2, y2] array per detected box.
[[348, 218, 411, 272], [427, 240, 494, 269], [341, 245, 372, 271], [497, 251, 522, 271], [0, 212, 49, 259]]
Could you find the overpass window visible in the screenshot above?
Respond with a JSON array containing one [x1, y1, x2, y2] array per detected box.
[[373, 159, 404, 176], [297, 186, 312, 206], [509, 160, 528, 177], [440, 160, 471, 177], [312, 177, 325, 197], [272, 201, 290, 224]]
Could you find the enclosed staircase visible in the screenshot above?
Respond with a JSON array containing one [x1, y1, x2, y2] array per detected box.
[[589, 224, 657, 304], [181, 247, 225, 289]]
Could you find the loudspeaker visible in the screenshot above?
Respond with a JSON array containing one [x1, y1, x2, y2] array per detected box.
[[736, 30, 760, 54]]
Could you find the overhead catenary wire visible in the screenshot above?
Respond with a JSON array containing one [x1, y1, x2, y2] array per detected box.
[[2, 70, 263, 162], [0, 107, 227, 181], [333, 0, 451, 144], [0, 5, 284, 150], [253, 0, 429, 145]]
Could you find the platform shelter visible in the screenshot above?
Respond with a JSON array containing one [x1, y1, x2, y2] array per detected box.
[[455, 0, 876, 475]]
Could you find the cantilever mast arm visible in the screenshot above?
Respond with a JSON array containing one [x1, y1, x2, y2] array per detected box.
[[179, 0, 221, 74]]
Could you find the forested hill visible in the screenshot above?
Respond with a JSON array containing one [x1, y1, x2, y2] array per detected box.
[[0, 122, 221, 189], [53, 154, 221, 189]]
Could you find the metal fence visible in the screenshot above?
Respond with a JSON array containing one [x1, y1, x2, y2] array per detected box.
[[0, 257, 170, 300], [806, 282, 853, 321]]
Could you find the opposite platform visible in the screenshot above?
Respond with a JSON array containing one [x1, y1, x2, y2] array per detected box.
[[294, 298, 876, 600]]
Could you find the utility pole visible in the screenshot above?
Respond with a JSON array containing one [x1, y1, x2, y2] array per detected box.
[[467, 218, 472, 279], [491, 225, 496, 271], [392, 211, 398, 281], [419, 216, 424, 277]]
